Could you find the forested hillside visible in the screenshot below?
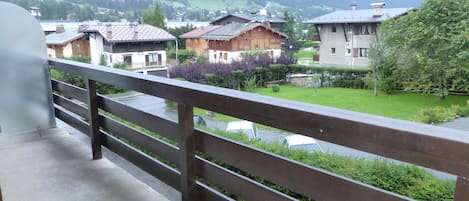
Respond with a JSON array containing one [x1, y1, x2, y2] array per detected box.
[[3, 0, 422, 22]]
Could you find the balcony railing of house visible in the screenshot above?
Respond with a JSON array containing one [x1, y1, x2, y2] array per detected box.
[[49, 58, 469, 201]]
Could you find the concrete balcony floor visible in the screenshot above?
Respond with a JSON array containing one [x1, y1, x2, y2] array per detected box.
[[0, 128, 171, 201]]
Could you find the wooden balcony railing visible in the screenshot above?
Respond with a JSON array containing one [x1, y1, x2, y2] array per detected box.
[[48, 58, 469, 201]]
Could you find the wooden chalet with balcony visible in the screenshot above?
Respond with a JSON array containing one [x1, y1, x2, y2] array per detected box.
[[180, 25, 222, 57], [201, 22, 287, 64]]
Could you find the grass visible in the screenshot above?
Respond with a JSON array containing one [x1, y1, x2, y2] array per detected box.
[[253, 85, 468, 120], [293, 48, 315, 59]]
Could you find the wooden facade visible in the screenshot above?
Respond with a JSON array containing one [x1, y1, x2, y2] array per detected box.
[[184, 38, 209, 56], [207, 27, 283, 51], [48, 37, 90, 58], [71, 38, 90, 58]]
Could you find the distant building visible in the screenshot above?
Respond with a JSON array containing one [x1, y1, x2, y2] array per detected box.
[[83, 23, 176, 74], [29, 6, 41, 20], [180, 25, 222, 57], [46, 25, 90, 59], [202, 22, 287, 64], [211, 12, 286, 31], [304, 3, 413, 68]]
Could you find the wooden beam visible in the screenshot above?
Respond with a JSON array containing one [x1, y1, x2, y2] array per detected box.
[[455, 177, 469, 201], [86, 79, 102, 160], [178, 104, 198, 201]]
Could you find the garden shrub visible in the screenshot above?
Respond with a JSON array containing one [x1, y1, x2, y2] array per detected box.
[[412, 105, 469, 124], [269, 64, 287, 80], [271, 84, 280, 92], [204, 73, 225, 87], [287, 64, 307, 74]]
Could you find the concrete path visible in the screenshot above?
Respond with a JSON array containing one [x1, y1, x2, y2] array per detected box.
[[439, 116, 469, 131], [0, 128, 170, 201]]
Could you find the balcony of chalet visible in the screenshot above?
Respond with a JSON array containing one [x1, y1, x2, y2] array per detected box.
[[2, 2, 469, 201]]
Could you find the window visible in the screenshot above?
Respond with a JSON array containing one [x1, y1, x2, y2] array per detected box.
[[361, 25, 371, 35], [331, 26, 336, 33], [223, 53, 228, 60], [214, 54, 217, 59], [346, 48, 351, 55], [109, 54, 112, 63], [124, 55, 132, 66], [145, 53, 159, 66], [359, 48, 368, 57], [331, 48, 336, 54], [219, 52, 223, 58]]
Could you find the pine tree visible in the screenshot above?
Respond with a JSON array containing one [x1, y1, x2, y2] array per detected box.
[[142, 2, 166, 29]]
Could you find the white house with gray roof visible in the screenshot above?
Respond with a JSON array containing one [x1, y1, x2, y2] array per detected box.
[[83, 23, 176, 74], [304, 3, 414, 68]]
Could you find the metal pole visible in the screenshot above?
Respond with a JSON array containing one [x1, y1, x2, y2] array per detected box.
[[175, 39, 179, 64]]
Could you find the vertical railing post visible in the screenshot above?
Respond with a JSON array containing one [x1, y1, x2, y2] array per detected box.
[[455, 176, 469, 200], [178, 103, 198, 201], [86, 79, 102, 160]]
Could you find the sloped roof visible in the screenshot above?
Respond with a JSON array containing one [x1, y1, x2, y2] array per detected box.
[[85, 24, 176, 43], [304, 8, 414, 24], [46, 28, 84, 45], [211, 13, 285, 24], [180, 25, 222, 39], [202, 22, 287, 41]]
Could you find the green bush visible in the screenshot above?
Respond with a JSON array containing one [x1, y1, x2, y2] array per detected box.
[[271, 84, 280, 92], [269, 64, 287, 80], [412, 105, 469, 124], [167, 49, 196, 63], [243, 76, 257, 92], [287, 64, 307, 74], [204, 73, 225, 87]]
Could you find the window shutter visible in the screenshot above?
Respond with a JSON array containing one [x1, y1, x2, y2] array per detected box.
[[353, 48, 359, 57]]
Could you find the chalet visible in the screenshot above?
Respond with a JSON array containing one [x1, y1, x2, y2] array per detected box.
[[180, 25, 222, 57], [46, 25, 90, 59], [211, 11, 285, 31], [202, 22, 287, 64], [304, 3, 413, 68], [83, 23, 176, 74]]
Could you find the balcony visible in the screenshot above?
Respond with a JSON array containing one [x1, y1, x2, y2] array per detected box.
[[2, 3, 469, 201]]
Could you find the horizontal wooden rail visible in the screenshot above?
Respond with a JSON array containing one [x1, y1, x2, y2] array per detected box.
[[99, 114, 180, 166], [54, 106, 89, 136], [196, 156, 296, 201], [53, 93, 88, 121], [49, 58, 469, 201], [51, 79, 87, 102], [97, 95, 180, 143], [100, 131, 181, 190], [196, 130, 409, 201]]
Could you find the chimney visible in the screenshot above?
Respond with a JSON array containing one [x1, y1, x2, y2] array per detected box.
[[350, 4, 357, 12], [371, 2, 385, 17], [132, 23, 138, 40], [106, 24, 112, 39], [56, 25, 65, 34]]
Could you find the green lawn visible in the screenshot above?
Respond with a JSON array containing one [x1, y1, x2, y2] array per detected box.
[[293, 48, 315, 59], [254, 86, 468, 120]]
